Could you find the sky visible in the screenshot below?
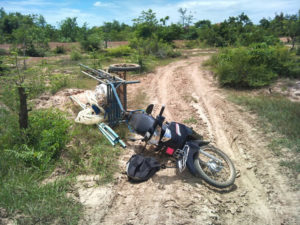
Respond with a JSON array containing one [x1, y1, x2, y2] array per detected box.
[[0, 0, 299, 27]]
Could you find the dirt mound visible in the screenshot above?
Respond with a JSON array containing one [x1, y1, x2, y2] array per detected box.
[[34, 89, 86, 114]]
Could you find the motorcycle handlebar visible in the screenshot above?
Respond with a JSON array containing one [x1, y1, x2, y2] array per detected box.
[[143, 105, 165, 142], [159, 105, 165, 116]]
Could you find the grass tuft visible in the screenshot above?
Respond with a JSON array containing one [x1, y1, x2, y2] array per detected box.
[[228, 93, 300, 172]]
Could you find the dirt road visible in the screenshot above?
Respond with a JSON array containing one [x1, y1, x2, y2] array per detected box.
[[78, 54, 299, 225]]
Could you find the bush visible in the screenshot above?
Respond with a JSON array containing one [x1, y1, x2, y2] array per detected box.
[[6, 109, 70, 168], [80, 33, 102, 51], [130, 52, 148, 72], [22, 43, 49, 57], [0, 57, 8, 76], [184, 40, 203, 49], [296, 47, 300, 56], [53, 45, 66, 54], [130, 37, 180, 59], [49, 73, 69, 94], [70, 49, 82, 61], [212, 44, 299, 87], [0, 48, 7, 55], [106, 45, 132, 57], [0, 108, 81, 224]]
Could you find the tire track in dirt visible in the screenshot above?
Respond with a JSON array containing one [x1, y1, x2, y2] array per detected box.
[[78, 55, 299, 225]]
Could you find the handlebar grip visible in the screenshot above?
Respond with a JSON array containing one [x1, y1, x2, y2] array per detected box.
[[159, 105, 165, 116]]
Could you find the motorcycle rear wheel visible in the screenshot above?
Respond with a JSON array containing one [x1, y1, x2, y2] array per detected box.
[[194, 145, 236, 188]]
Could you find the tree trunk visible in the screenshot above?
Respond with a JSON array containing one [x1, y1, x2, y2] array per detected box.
[[18, 86, 28, 129], [291, 37, 295, 50]]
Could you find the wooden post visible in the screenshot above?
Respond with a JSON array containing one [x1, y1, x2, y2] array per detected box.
[[18, 86, 28, 129], [116, 71, 127, 110]]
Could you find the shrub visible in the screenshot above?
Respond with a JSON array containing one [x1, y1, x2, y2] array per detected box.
[[70, 49, 82, 61], [130, 52, 148, 72], [49, 73, 69, 94], [22, 43, 49, 57], [53, 45, 66, 54], [296, 47, 300, 56], [212, 44, 299, 87], [130, 37, 180, 59], [0, 48, 7, 55], [80, 33, 102, 51], [106, 45, 132, 57], [0, 57, 8, 76], [185, 40, 201, 49], [155, 42, 181, 58], [6, 109, 70, 168]]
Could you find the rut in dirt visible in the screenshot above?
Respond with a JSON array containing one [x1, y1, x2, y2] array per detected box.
[[79, 55, 299, 225]]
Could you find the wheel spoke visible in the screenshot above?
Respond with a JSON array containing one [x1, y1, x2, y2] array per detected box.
[[198, 147, 231, 183]]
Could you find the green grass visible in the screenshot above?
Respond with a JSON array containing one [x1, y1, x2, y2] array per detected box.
[[183, 116, 198, 124], [0, 48, 179, 223], [0, 108, 83, 224], [59, 123, 124, 183], [0, 169, 82, 225], [280, 160, 300, 173], [228, 93, 300, 172]]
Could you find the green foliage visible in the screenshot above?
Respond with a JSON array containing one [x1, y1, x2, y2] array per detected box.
[[0, 108, 81, 224], [0, 174, 82, 225], [102, 20, 132, 41], [130, 36, 180, 59], [49, 73, 69, 94], [80, 33, 102, 51], [0, 108, 20, 150], [211, 44, 299, 87], [229, 94, 300, 171], [53, 45, 66, 54], [0, 48, 7, 55], [183, 116, 197, 124], [185, 40, 202, 48], [106, 45, 132, 57], [129, 52, 149, 72], [0, 56, 8, 75], [89, 49, 103, 69], [280, 160, 300, 173], [6, 109, 70, 168], [62, 124, 122, 182], [59, 17, 79, 42], [70, 49, 82, 61], [296, 47, 300, 56]]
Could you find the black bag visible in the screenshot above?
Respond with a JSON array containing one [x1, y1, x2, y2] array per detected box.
[[126, 154, 161, 182]]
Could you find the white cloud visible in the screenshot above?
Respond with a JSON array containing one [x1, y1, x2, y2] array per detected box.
[[93, 1, 113, 7], [1, 0, 299, 26]]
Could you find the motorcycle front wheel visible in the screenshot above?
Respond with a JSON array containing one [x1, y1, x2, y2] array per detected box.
[[194, 145, 236, 188]]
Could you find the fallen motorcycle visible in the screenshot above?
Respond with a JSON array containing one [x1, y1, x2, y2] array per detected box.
[[126, 104, 236, 188]]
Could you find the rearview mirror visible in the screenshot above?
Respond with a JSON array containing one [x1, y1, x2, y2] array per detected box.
[[145, 104, 154, 115]]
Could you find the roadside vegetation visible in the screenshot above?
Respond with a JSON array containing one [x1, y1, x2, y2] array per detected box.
[[208, 43, 299, 88], [228, 94, 300, 172], [0, 5, 300, 224], [198, 10, 300, 174]]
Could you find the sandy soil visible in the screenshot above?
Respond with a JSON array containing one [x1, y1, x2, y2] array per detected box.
[[73, 54, 299, 225]]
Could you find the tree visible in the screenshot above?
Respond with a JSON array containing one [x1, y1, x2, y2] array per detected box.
[[160, 16, 169, 26], [133, 9, 159, 39], [178, 8, 193, 27], [59, 17, 79, 42], [259, 18, 270, 29], [195, 20, 211, 28], [285, 13, 300, 49]]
